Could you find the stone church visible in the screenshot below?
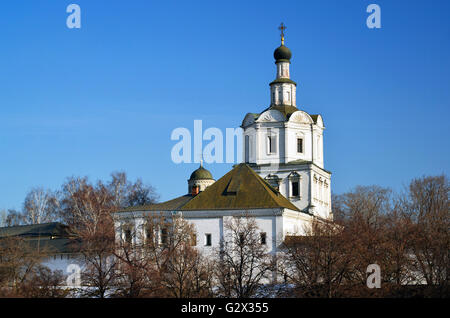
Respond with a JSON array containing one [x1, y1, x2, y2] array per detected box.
[[113, 27, 332, 254]]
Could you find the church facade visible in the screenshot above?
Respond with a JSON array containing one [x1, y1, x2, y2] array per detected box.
[[113, 29, 332, 255]]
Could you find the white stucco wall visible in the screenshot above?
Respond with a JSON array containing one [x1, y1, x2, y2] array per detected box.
[[113, 208, 314, 256]]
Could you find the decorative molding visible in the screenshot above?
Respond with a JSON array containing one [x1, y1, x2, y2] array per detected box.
[[289, 110, 313, 124], [256, 109, 285, 123]]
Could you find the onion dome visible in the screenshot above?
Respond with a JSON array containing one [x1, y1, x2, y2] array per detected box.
[[274, 45, 292, 62]]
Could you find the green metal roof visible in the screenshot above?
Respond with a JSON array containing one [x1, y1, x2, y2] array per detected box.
[[265, 105, 299, 118], [119, 194, 194, 212], [274, 45, 292, 62], [0, 222, 81, 254], [189, 166, 213, 180], [181, 163, 300, 212], [0, 222, 72, 238], [269, 78, 297, 86], [26, 237, 82, 254], [310, 114, 319, 123]]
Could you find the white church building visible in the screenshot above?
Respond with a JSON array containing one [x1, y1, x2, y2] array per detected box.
[[113, 28, 332, 255]]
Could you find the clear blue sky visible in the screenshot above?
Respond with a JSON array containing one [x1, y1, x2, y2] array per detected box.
[[0, 0, 449, 210]]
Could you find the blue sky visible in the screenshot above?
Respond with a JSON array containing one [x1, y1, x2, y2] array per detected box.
[[0, 0, 449, 210]]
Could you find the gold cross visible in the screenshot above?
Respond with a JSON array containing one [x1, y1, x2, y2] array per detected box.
[[278, 22, 287, 44]]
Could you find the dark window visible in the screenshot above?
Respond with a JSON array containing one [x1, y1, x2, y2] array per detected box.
[[292, 181, 299, 197], [124, 229, 132, 244], [161, 228, 168, 246], [268, 136, 273, 153], [245, 135, 250, 163], [297, 138, 303, 153], [268, 136, 277, 153], [260, 232, 267, 245], [205, 234, 212, 246]]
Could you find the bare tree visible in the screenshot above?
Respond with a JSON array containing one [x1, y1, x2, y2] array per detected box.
[[59, 172, 158, 230], [108, 172, 159, 209], [159, 217, 213, 298], [402, 175, 449, 296], [382, 208, 417, 290], [0, 237, 46, 296], [113, 221, 152, 298], [79, 232, 118, 298], [113, 214, 213, 298], [333, 185, 392, 293], [279, 219, 353, 298], [214, 216, 274, 298], [18, 266, 68, 298], [125, 179, 159, 207], [23, 187, 59, 224], [3, 209, 25, 226], [58, 177, 118, 298]]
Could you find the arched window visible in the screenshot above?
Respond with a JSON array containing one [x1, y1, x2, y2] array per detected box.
[[265, 174, 280, 191]]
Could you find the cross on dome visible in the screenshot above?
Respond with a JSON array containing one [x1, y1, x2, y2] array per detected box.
[[278, 22, 287, 45]]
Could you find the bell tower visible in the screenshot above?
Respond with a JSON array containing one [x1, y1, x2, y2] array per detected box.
[[270, 22, 297, 107], [241, 24, 333, 220]]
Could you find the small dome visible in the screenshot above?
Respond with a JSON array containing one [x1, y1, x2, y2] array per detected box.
[[189, 166, 213, 180], [274, 45, 292, 62]]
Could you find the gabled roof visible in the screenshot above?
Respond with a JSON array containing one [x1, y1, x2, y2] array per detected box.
[[0, 222, 72, 238], [120, 194, 194, 212], [181, 163, 300, 211], [0, 222, 81, 255], [26, 238, 82, 254]]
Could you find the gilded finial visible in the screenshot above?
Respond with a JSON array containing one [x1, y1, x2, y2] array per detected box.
[[278, 22, 287, 45]]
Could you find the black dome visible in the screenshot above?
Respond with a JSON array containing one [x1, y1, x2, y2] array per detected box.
[[274, 45, 292, 62]]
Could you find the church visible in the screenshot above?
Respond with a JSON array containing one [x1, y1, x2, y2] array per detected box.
[[113, 25, 332, 255]]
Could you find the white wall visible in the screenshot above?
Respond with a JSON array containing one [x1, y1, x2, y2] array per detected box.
[[113, 208, 314, 256], [41, 253, 83, 278], [242, 111, 324, 168]]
